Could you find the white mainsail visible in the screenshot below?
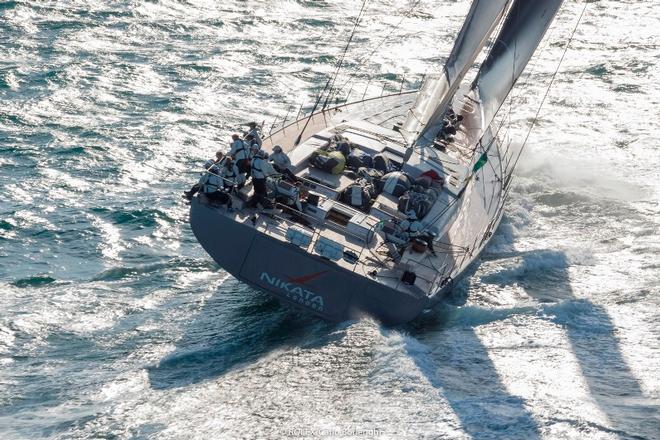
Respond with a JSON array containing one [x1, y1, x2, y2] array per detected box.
[[471, 0, 565, 131], [402, 0, 511, 145]]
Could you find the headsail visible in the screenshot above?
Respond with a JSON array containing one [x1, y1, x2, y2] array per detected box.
[[402, 0, 511, 145], [471, 0, 565, 130]]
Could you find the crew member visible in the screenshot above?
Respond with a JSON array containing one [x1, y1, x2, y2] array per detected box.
[[269, 145, 297, 182], [215, 150, 226, 166], [245, 121, 262, 148], [220, 157, 244, 191], [250, 148, 276, 208], [229, 133, 250, 177], [183, 159, 218, 201], [245, 133, 260, 152], [200, 162, 232, 208]]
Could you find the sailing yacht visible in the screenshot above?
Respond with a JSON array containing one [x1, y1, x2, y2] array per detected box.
[[189, 0, 565, 325]]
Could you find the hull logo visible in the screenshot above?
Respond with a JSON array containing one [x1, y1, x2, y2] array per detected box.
[[287, 271, 328, 285], [260, 272, 325, 311]]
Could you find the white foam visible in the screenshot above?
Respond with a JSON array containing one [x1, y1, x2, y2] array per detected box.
[[89, 214, 125, 261]]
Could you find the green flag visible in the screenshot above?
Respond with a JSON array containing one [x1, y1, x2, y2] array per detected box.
[[472, 152, 488, 172]]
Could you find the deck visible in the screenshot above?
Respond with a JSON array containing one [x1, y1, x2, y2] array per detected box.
[[199, 90, 506, 301]]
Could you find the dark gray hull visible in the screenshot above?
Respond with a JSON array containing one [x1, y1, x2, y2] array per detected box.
[[189, 91, 507, 325], [189, 198, 432, 325]]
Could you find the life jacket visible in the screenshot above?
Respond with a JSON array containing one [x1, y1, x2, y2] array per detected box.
[[223, 168, 236, 180], [202, 173, 223, 193], [231, 139, 249, 160], [270, 151, 291, 170], [221, 164, 242, 186], [251, 157, 273, 179], [247, 128, 262, 147]]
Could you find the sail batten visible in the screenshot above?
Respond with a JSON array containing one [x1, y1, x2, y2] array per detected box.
[[402, 0, 511, 145], [472, 0, 565, 131]]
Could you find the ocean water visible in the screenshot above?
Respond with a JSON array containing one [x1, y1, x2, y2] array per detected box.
[[1, 0, 659, 439]]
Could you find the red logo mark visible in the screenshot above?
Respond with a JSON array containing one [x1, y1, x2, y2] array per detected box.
[[286, 271, 328, 285]]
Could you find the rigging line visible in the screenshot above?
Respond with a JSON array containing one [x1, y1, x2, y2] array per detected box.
[[289, 0, 371, 143], [323, 0, 371, 109], [328, 0, 423, 101], [293, 77, 332, 146], [507, 0, 588, 179]]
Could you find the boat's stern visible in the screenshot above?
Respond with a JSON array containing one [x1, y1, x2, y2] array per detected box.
[[189, 197, 429, 325]]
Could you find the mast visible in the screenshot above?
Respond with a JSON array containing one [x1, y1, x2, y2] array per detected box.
[[401, 0, 512, 145]]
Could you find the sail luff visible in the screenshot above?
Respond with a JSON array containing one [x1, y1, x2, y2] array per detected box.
[[402, 0, 511, 144], [471, 0, 565, 131]]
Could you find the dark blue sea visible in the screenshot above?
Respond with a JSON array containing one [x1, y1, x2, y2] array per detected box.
[[1, 1, 658, 438]]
